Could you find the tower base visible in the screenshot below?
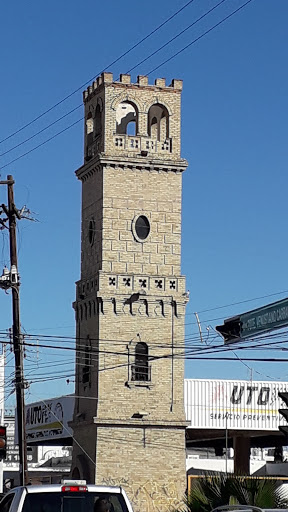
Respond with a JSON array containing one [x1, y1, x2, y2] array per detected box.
[[71, 422, 187, 512]]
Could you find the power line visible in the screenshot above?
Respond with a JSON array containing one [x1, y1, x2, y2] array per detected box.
[[126, 0, 229, 74], [17, 286, 288, 338], [146, 0, 254, 75], [0, 0, 254, 169], [0, 0, 225, 162], [0, 0, 196, 146], [0, 118, 82, 170], [196, 290, 288, 315], [0, 105, 82, 158], [0, 327, 288, 354]]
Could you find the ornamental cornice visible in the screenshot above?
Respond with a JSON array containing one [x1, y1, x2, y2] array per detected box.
[[75, 154, 188, 181]]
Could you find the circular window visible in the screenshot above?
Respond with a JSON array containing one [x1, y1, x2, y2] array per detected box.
[[134, 215, 150, 241], [88, 219, 95, 246]]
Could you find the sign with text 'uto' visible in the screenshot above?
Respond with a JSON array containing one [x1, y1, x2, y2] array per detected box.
[[184, 378, 288, 431]]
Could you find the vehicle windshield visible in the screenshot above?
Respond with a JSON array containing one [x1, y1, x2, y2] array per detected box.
[[22, 492, 128, 512]]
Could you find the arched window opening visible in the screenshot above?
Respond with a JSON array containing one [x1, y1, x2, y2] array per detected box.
[[148, 104, 169, 141], [82, 336, 91, 386], [95, 104, 102, 136], [132, 342, 150, 382], [160, 110, 169, 140], [150, 117, 158, 140], [126, 121, 136, 136], [72, 467, 81, 480], [86, 112, 94, 135], [86, 112, 94, 149], [116, 101, 138, 135]]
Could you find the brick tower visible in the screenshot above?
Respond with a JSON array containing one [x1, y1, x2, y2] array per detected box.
[[71, 72, 189, 512]]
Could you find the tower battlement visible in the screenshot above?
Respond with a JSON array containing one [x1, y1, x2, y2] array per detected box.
[[82, 72, 184, 163], [83, 72, 183, 102]]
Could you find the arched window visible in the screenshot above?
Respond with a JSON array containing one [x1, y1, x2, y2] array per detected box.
[[150, 116, 158, 140], [147, 104, 169, 141], [82, 336, 91, 386], [72, 467, 81, 480], [86, 112, 94, 148], [95, 104, 102, 136], [126, 121, 136, 136], [132, 342, 149, 381], [86, 112, 94, 135], [116, 101, 138, 135]]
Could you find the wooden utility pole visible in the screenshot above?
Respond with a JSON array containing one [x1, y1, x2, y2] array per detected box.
[[6, 175, 28, 486]]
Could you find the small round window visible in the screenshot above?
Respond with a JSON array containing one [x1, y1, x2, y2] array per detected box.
[[134, 215, 150, 241], [88, 219, 95, 246]]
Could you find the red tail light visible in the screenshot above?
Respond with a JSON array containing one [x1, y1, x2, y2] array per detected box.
[[61, 485, 87, 492]]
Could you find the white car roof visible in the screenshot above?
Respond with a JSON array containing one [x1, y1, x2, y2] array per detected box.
[[24, 485, 122, 494]]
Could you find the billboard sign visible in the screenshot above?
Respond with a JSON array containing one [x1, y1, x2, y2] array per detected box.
[[185, 378, 288, 431], [4, 416, 37, 467], [24, 395, 74, 444]]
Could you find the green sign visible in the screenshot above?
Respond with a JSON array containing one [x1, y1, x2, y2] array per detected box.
[[240, 297, 288, 338]]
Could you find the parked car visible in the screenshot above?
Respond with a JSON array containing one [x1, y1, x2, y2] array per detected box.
[[211, 505, 288, 512], [0, 480, 134, 512]]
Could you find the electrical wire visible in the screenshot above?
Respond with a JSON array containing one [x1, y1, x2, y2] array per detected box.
[[146, 0, 254, 75], [0, 105, 82, 158], [196, 290, 288, 315], [125, 0, 229, 74], [0, 0, 197, 146], [0, 0, 226, 164], [0, 0, 254, 169], [0, 118, 83, 170]]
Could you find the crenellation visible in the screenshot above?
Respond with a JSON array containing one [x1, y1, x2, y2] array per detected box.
[[170, 78, 183, 90], [102, 71, 113, 83], [83, 72, 184, 105], [155, 78, 166, 87], [120, 73, 131, 84], [137, 75, 148, 86]]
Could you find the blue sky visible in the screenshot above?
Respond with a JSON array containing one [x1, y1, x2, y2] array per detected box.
[[0, 0, 288, 406]]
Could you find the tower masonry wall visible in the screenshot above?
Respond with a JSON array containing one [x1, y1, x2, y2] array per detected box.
[[72, 72, 189, 512], [96, 426, 186, 512], [101, 166, 182, 276], [95, 307, 186, 421]]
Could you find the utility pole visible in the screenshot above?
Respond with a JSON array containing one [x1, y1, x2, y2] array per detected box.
[[1, 175, 28, 485]]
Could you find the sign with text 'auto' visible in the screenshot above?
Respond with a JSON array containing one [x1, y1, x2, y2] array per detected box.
[[24, 395, 74, 445], [184, 378, 288, 431]]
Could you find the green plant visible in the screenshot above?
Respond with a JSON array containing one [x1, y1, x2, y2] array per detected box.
[[172, 474, 288, 512]]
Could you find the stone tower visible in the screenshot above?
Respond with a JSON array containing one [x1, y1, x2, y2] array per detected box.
[[71, 72, 189, 512]]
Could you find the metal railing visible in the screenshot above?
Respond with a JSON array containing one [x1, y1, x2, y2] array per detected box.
[[113, 135, 172, 154], [131, 364, 151, 382]]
